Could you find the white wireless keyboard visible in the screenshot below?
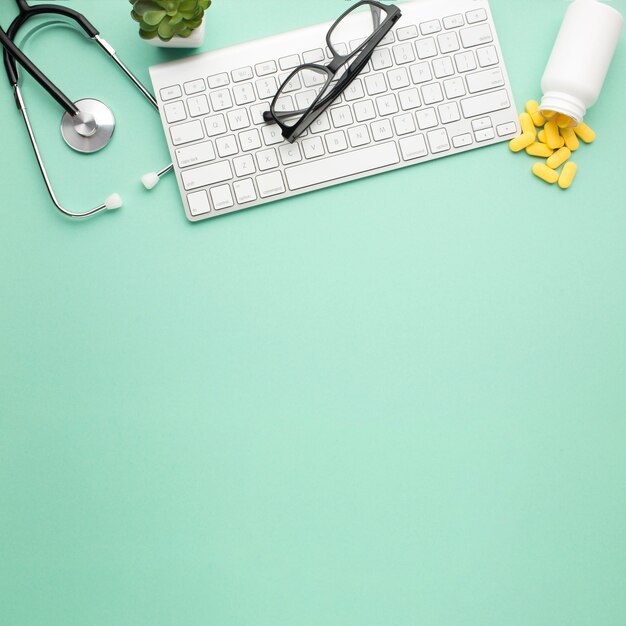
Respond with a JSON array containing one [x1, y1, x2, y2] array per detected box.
[[150, 0, 519, 222]]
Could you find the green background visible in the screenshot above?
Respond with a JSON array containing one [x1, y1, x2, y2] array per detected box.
[[1, 1, 625, 624]]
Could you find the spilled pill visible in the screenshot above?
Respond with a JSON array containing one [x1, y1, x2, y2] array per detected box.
[[544, 120, 561, 149], [532, 162, 559, 184], [542, 109, 557, 120], [538, 129, 546, 144], [546, 146, 571, 169], [560, 127, 580, 151], [573, 122, 595, 143], [558, 162, 577, 189], [519, 112, 536, 137], [526, 100, 545, 126], [509, 132, 535, 152], [556, 113, 573, 128], [526, 142, 553, 157]]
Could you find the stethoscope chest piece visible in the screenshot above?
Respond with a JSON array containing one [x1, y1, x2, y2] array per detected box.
[[61, 98, 115, 153]]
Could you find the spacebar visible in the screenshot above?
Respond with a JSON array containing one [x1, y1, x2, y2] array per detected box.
[[285, 142, 400, 191]]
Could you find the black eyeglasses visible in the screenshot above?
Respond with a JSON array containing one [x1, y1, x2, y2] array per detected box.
[[263, 0, 402, 143]]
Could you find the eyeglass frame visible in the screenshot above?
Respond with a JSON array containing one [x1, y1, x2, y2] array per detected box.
[[263, 0, 402, 143]]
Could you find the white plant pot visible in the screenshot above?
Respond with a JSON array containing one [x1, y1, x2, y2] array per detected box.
[[146, 20, 205, 48]]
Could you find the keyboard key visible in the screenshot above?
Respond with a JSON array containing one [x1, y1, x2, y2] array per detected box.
[[204, 114, 227, 137], [310, 111, 331, 134], [255, 76, 278, 100], [187, 94, 210, 117], [302, 136, 325, 159], [393, 113, 417, 135], [387, 67, 411, 90], [187, 190, 210, 216], [170, 120, 204, 145], [354, 99, 376, 122], [452, 133, 472, 148], [348, 125, 371, 148], [209, 88, 233, 111], [344, 79, 365, 101], [231, 66, 253, 82], [278, 72, 302, 93], [421, 82, 444, 105], [285, 142, 400, 191], [371, 49, 393, 70], [296, 90, 318, 110], [415, 38, 437, 59], [274, 94, 294, 113], [279, 54, 300, 70], [399, 87, 421, 110], [496, 121, 517, 136], [257, 171, 286, 197], [257, 148, 279, 171], [471, 117, 493, 131], [233, 154, 256, 176], [330, 106, 354, 128], [410, 62, 432, 84], [184, 79, 206, 95], [326, 130, 348, 153], [232, 83, 255, 106], [176, 141, 215, 168], [474, 127, 495, 142], [216, 135, 238, 158], [460, 88, 510, 117], [443, 76, 466, 98], [416, 107, 438, 130], [262, 124, 283, 146], [250, 103, 270, 125], [181, 160, 232, 190], [279, 143, 302, 165], [370, 119, 393, 141], [466, 8, 487, 23], [443, 14, 464, 29], [432, 57, 454, 79], [420, 19, 441, 35], [227, 108, 251, 131], [397, 25, 418, 40], [160, 85, 181, 101], [375, 93, 399, 116], [466, 67, 504, 93], [477, 45, 499, 67], [460, 23, 493, 48], [454, 50, 477, 72], [437, 31, 460, 53], [208, 73, 229, 88], [380, 30, 395, 45], [392, 43, 416, 65], [427, 128, 451, 153], [255, 60, 277, 76], [365, 73, 387, 95], [234, 178, 257, 204], [399, 134, 428, 160], [303, 48, 325, 63], [438, 101, 461, 123], [210, 184, 234, 210], [239, 128, 262, 151], [164, 101, 186, 123]]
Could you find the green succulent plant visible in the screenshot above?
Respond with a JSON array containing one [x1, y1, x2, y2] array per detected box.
[[130, 0, 212, 41]]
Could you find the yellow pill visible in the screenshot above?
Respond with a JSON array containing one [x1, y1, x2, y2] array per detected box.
[[544, 121, 561, 149], [558, 162, 577, 189], [556, 113, 573, 128], [526, 100, 545, 126], [538, 129, 547, 144], [555, 135, 565, 148], [525, 142, 553, 157], [560, 127, 580, 151], [573, 122, 596, 143], [519, 112, 536, 137], [509, 132, 535, 152], [542, 109, 557, 120], [546, 146, 571, 169], [532, 162, 559, 184]]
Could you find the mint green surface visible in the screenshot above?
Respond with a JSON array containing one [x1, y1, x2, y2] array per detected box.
[[1, 2, 626, 625]]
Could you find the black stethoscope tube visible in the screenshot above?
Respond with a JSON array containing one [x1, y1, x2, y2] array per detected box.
[[1, 0, 101, 116]]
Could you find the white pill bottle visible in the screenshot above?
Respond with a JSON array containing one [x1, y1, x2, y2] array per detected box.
[[539, 0, 623, 126]]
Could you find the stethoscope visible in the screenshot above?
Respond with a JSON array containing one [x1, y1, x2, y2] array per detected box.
[[0, 0, 172, 219]]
